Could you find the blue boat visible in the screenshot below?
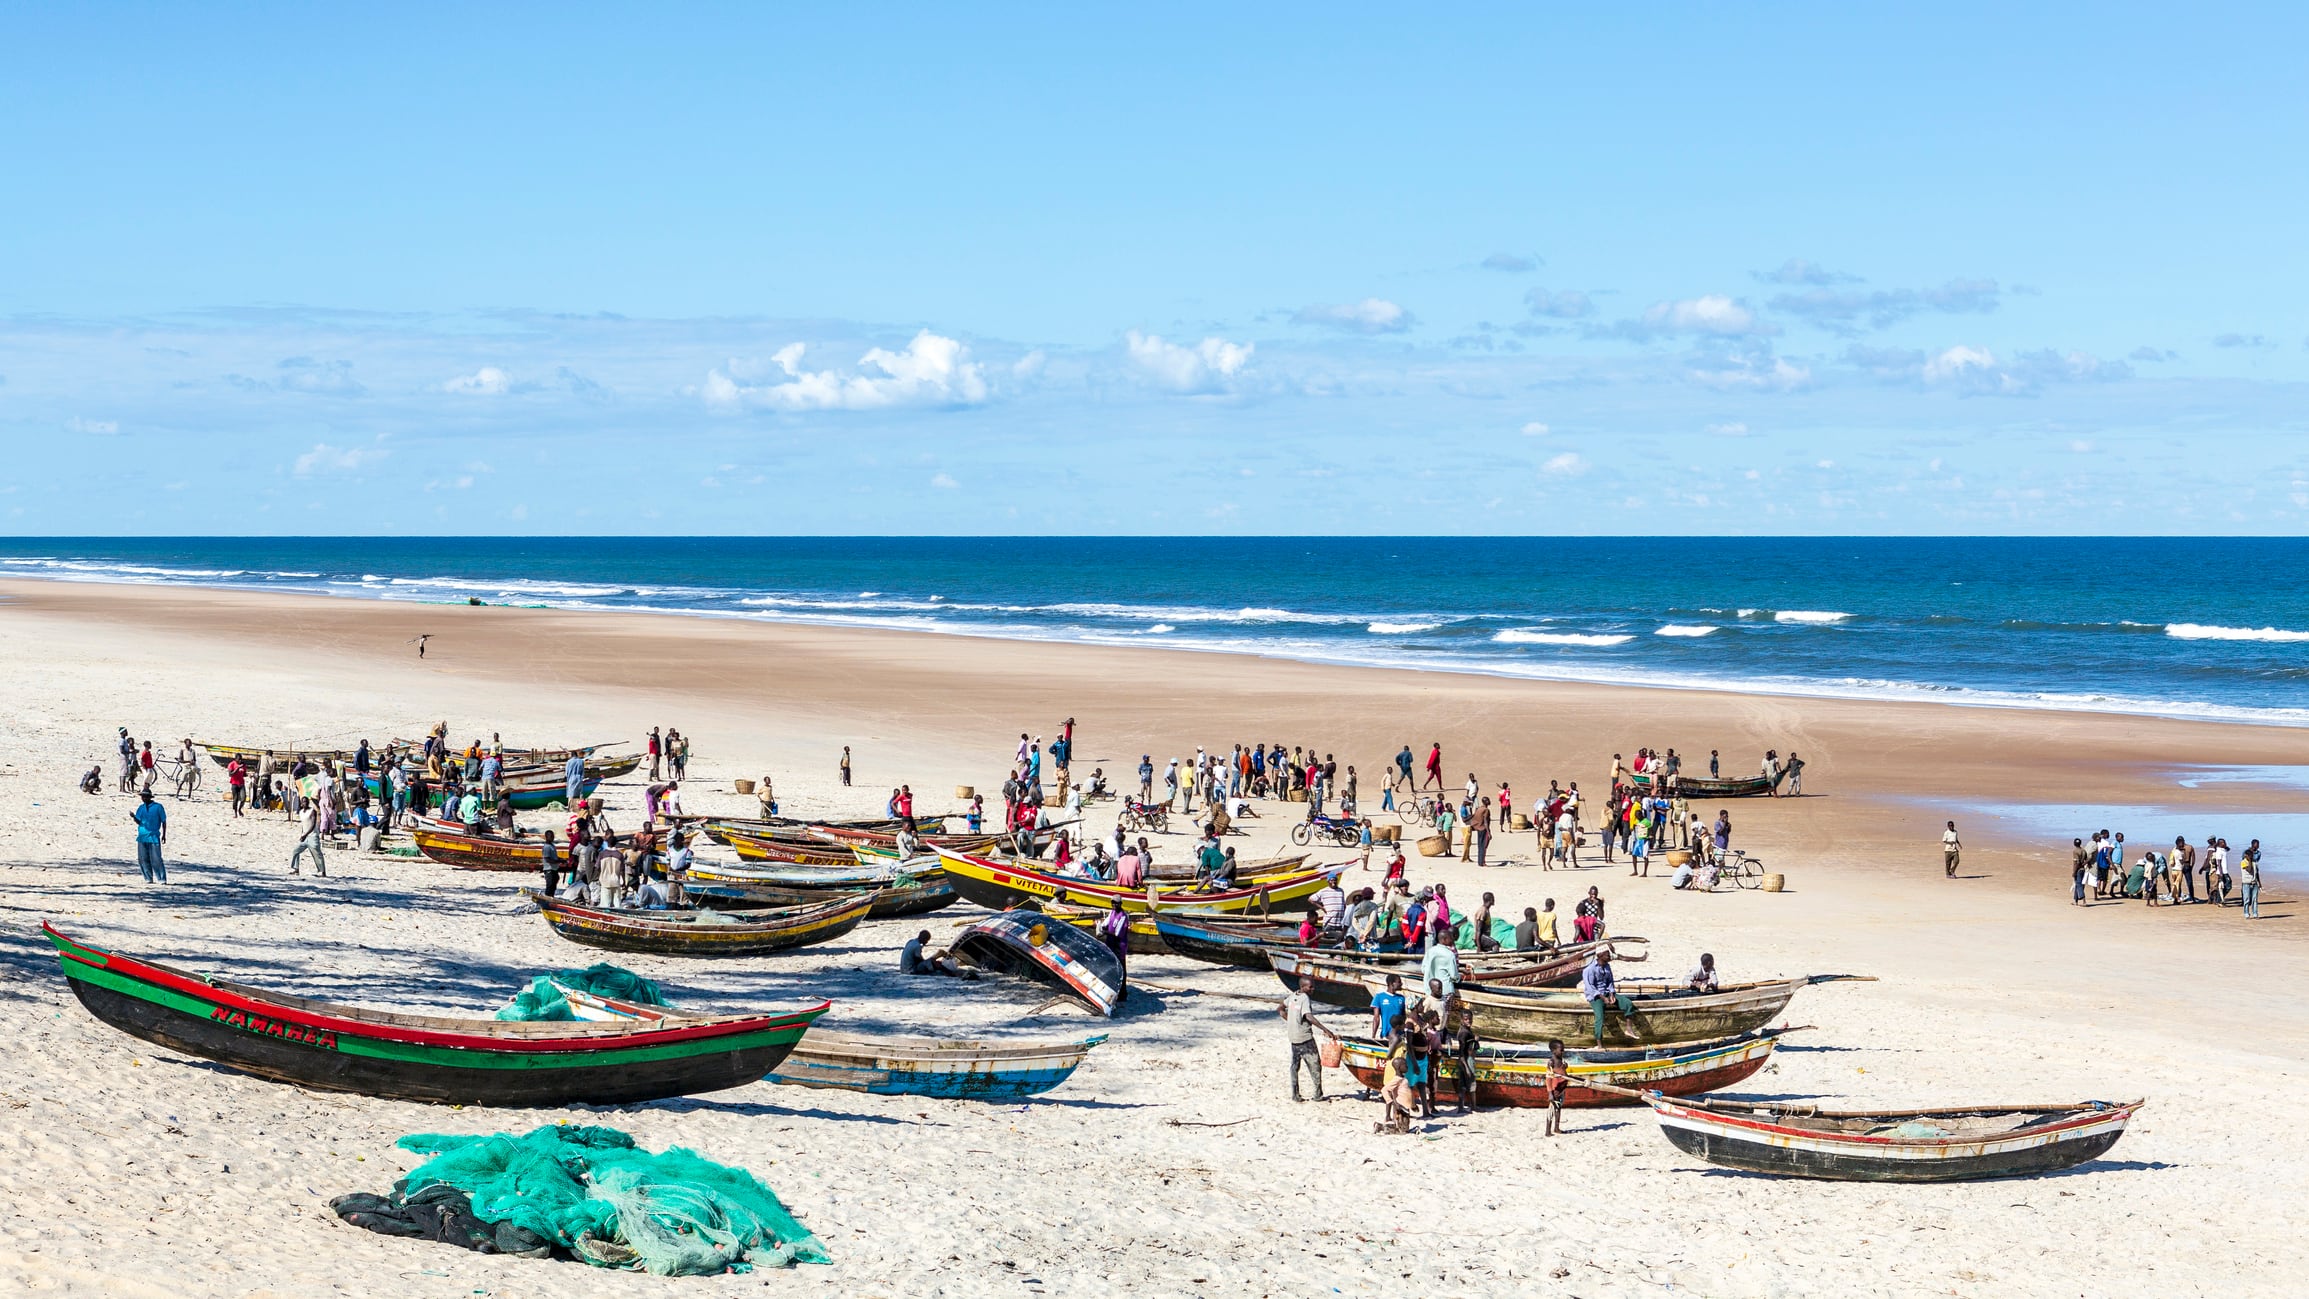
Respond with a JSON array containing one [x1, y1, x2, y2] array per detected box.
[[770, 1031, 1107, 1099]]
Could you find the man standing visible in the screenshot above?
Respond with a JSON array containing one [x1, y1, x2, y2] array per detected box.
[[1941, 821, 1961, 878], [1472, 796, 1494, 869], [1421, 924, 1461, 1001], [226, 757, 248, 818], [1423, 742, 1443, 791], [130, 789, 168, 883], [290, 799, 328, 877], [138, 740, 158, 794], [117, 728, 138, 792], [1281, 978, 1322, 1102]]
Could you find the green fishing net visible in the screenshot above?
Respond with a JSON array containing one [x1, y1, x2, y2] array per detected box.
[[394, 1125, 829, 1275], [1454, 918, 1518, 950], [495, 964, 669, 1022]]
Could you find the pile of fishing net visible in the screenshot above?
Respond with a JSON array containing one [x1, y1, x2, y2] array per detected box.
[[1453, 917, 1518, 951], [495, 964, 669, 1021], [332, 1125, 829, 1275]]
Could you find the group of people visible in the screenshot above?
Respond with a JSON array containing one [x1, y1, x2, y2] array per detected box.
[[2067, 829, 2266, 916]]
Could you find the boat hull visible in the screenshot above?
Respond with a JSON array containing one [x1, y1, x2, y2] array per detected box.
[[44, 924, 823, 1106], [411, 826, 545, 872], [1649, 1098, 2138, 1182], [953, 910, 1127, 1018], [1340, 1029, 1783, 1108], [935, 849, 1331, 915], [771, 1031, 1107, 1099], [532, 892, 872, 957], [691, 878, 956, 918]]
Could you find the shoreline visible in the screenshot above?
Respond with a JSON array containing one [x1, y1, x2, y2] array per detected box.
[[3, 556, 2306, 729]]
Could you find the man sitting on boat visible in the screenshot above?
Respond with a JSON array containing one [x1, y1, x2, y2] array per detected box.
[[1579, 948, 1636, 1044]]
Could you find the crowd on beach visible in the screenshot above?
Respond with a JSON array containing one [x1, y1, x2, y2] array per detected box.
[[103, 712, 1799, 1145], [2064, 828, 2267, 918]]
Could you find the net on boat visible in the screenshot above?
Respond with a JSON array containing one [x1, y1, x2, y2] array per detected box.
[[384, 1125, 829, 1275], [495, 964, 669, 1021]]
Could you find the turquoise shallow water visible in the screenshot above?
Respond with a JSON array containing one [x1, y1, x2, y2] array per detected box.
[[2, 537, 2306, 723], [1964, 766, 2309, 884]]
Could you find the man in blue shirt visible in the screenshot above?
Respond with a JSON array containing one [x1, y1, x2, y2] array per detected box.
[[129, 790, 168, 883], [563, 752, 585, 810], [1369, 972, 1408, 1041]]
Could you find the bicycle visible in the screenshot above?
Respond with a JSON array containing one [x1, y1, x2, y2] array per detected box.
[[1717, 848, 1767, 889], [1396, 793, 1442, 826], [156, 755, 204, 799]]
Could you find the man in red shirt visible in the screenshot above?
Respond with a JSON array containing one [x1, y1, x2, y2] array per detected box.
[[1423, 743, 1443, 791]]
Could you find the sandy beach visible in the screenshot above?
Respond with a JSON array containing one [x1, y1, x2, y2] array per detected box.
[[3, 577, 2305, 1298]]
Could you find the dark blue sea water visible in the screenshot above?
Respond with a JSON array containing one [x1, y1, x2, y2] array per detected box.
[[4, 537, 2306, 724]]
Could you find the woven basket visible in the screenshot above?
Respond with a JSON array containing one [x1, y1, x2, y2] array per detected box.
[[733, 779, 756, 795], [1417, 834, 1449, 857], [1761, 873, 1786, 892], [1318, 1034, 1344, 1069], [1510, 814, 1531, 831], [1374, 825, 1402, 843], [955, 785, 975, 799]]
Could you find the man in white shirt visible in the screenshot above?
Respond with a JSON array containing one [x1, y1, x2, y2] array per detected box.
[[1313, 876, 1347, 930], [1942, 821, 1961, 878]]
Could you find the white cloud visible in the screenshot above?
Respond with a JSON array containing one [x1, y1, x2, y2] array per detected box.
[[1521, 421, 1550, 436], [1294, 298, 1412, 334], [1012, 350, 1047, 379], [1643, 295, 1767, 336], [1690, 356, 1812, 391], [1125, 331, 1253, 394], [1923, 344, 1998, 384], [444, 365, 511, 395], [706, 331, 989, 412], [931, 472, 958, 489], [1524, 287, 1594, 319], [2068, 439, 2096, 454], [66, 417, 120, 435], [293, 441, 387, 476], [1705, 421, 1750, 437], [1541, 451, 1588, 476]]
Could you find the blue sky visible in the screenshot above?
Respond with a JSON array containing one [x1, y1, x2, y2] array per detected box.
[[1, 3, 2303, 534]]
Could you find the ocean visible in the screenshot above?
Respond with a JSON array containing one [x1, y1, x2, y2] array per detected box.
[[3, 537, 2306, 725]]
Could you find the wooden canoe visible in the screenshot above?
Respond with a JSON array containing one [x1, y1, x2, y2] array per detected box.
[[1645, 1093, 2142, 1181], [933, 847, 1334, 915], [41, 922, 826, 1106], [410, 825, 548, 872], [1338, 1027, 1791, 1108], [724, 833, 859, 867], [688, 877, 957, 918], [686, 859, 936, 891], [528, 890, 872, 957], [1268, 946, 1613, 1010], [1629, 768, 1787, 798], [812, 825, 1002, 852], [771, 1030, 1107, 1099], [1269, 951, 1810, 1044], [953, 910, 1128, 1018]]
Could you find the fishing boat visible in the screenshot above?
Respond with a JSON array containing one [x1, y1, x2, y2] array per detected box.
[[1642, 1093, 2142, 1181], [496, 772, 603, 810], [197, 741, 371, 768], [1629, 768, 1786, 798], [41, 923, 827, 1106], [528, 891, 872, 957], [1139, 851, 1308, 882], [689, 877, 956, 918], [409, 825, 547, 872], [1337, 1027, 1792, 1108], [771, 1030, 1108, 1099], [685, 859, 931, 892], [1269, 952, 1813, 1044], [952, 910, 1128, 1018], [1268, 946, 1619, 1010], [933, 847, 1334, 915], [723, 833, 860, 867], [811, 825, 1002, 853]]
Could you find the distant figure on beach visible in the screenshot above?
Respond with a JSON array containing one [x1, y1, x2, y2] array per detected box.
[[1424, 742, 1443, 791], [129, 789, 167, 883], [1942, 821, 1961, 878], [415, 634, 429, 658], [839, 745, 852, 786]]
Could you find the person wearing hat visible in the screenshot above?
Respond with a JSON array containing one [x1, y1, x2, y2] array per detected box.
[[116, 728, 138, 793]]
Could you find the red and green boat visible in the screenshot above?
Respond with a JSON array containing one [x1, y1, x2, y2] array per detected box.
[[41, 922, 828, 1106]]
